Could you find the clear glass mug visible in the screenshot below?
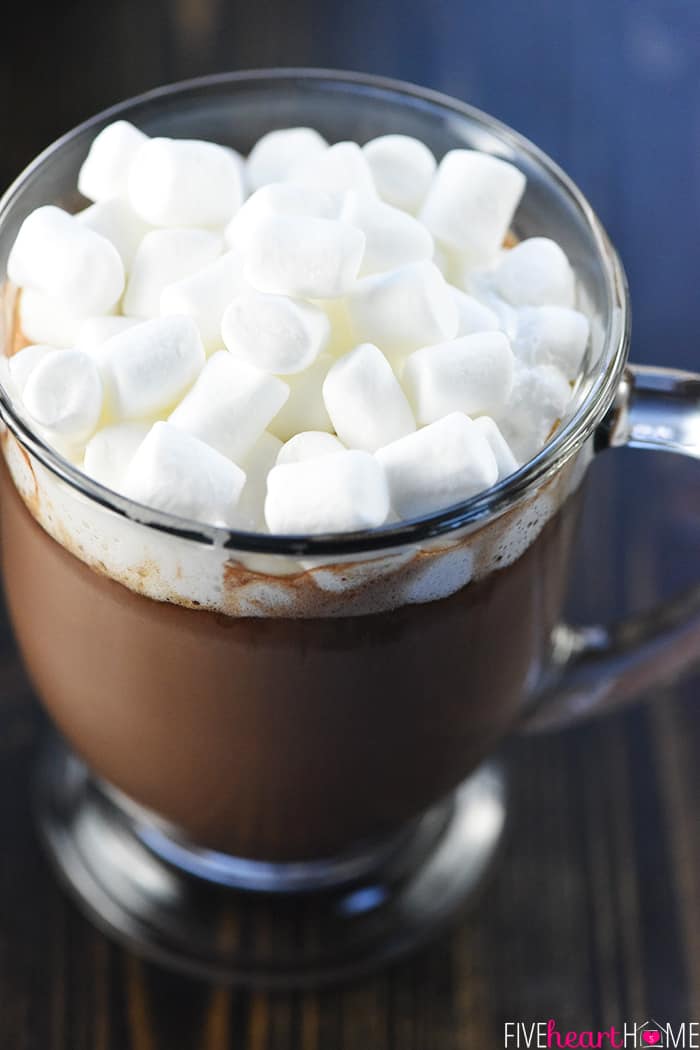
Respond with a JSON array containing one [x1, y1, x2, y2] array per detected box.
[[0, 70, 698, 987]]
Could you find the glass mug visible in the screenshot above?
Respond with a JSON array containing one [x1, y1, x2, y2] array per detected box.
[[0, 71, 698, 987]]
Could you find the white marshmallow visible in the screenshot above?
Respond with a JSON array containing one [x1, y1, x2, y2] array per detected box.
[[268, 353, 334, 441], [403, 331, 515, 423], [319, 298, 357, 357], [433, 242, 457, 282], [221, 291, 329, 375], [244, 214, 365, 299], [451, 287, 501, 336], [168, 351, 288, 461], [376, 412, 498, 519], [462, 269, 519, 338], [493, 238, 575, 307], [265, 451, 390, 534], [78, 120, 149, 202], [340, 191, 433, 276], [290, 141, 377, 196], [123, 228, 222, 318], [128, 137, 244, 228], [323, 343, 415, 452], [471, 415, 519, 477], [362, 134, 437, 213], [8, 344, 52, 393], [160, 249, 247, 352], [246, 127, 328, 191], [224, 147, 248, 196], [122, 421, 246, 525], [513, 305, 589, 380], [420, 150, 526, 264], [19, 288, 80, 348], [495, 362, 572, 463], [276, 431, 345, 465], [77, 197, 151, 270], [98, 315, 205, 421], [347, 260, 458, 356], [22, 349, 103, 444], [8, 206, 125, 316], [83, 422, 150, 489], [225, 183, 346, 250], [234, 431, 284, 530], [75, 316, 140, 355]]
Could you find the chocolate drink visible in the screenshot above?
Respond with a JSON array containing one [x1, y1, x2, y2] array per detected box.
[[0, 70, 630, 984], [0, 445, 581, 862]]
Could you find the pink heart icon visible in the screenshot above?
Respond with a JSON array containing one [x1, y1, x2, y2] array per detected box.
[[642, 1033, 661, 1046]]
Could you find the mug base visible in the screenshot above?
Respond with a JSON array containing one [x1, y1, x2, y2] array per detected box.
[[34, 736, 507, 988]]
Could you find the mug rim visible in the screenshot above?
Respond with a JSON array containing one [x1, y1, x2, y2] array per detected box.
[[0, 67, 631, 557]]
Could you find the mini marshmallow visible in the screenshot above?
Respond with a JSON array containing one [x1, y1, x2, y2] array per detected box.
[[8, 206, 125, 316], [495, 362, 572, 463], [22, 349, 103, 444], [340, 191, 433, 276], [221, 291, 330, 374], [347, 260, 458, 356], [225, 183, 346, 250], [403, 331, 515, 423], [433, 242, 457, 282], [513, 305, 590, 380], [98, 315, 205, 420], [451, 287, 501, 336], [420, 150, 526, 264], [234, 431, 284, 530], [319, 298, 357, 357], [462, 269, 519, 339], [246, 127, 328, 191], [160, 249, 247, 352], [323, 343, 415, 451], [290, 141, 377, 196], [19, 288, 80, 348], [122, 421, 246, 525], [123, 228, 222, 318], [224, 147, 248, 196], [492, 238, 575, 307], [376, 412, 498, 519], [77, 197, 151, 270], [128, 137, 244, 228], [168, 351, 289, 461], [77, 120, 149, 202], [83, 422, 150, 489], [265, 451, 390, 534], [363, 134, 437, 214], [471, 416, 519, 478], [276, 431, 345, 465], [268, 353, 334, 441], [75, 316, 141, 355], [244, 214, 365, 299], [8, 344, 52, 393]]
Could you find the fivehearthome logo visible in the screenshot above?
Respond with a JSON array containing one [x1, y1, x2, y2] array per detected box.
[[504, 1020, 700, 1049]]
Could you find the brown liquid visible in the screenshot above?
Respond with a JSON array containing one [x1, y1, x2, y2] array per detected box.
[[0, 457, 579, 861]]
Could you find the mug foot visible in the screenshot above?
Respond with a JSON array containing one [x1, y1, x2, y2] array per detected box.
[[34, 736, 507, 987]]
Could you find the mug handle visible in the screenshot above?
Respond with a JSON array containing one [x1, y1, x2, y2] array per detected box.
[[524, 363, 700, 732]]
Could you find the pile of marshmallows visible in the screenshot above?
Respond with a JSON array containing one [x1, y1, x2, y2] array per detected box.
[[5, 121, 591, 535]]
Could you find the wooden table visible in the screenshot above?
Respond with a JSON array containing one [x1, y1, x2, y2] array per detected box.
[[0, 0, 698, 1044]]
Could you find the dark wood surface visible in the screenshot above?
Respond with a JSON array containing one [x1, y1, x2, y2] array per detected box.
[[0, 0, 699, 1045]]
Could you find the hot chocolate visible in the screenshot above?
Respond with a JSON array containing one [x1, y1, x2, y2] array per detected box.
[[0, 116, 592, 863], [0, 445, 580, 860], [0, 71, 638, 985]]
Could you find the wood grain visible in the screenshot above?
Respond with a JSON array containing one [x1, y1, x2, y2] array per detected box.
[[0, 0, 698, 1044]]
